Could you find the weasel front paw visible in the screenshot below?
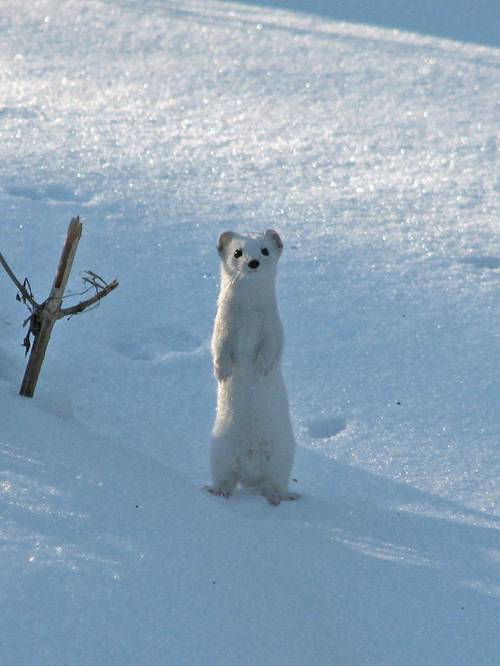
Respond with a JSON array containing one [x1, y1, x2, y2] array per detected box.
[[255, 349, 276, 376], [204, 485, 232, 499], [214, 357, 232, 381]]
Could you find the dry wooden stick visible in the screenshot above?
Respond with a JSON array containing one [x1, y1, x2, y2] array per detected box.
[[19, 217, 83, 397], [58, 278, 119, 318], [1, 216, 118, 398], [0, 252, 38, 309]]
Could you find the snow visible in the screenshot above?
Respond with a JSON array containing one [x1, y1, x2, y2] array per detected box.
[[230, 0, 500, 48], [1, 1, 499, 664]]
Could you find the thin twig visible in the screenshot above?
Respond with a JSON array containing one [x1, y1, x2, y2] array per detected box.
[[58, 279, 119, 318], [61, 284, 95, 300], [0, 252, 38, 308]]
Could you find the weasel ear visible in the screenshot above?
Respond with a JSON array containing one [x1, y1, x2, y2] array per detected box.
[[265, 229, 283, 251], [217, 231, 233, 254]]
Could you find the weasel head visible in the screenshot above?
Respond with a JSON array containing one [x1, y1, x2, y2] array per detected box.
[[216, 230, 283, 285]]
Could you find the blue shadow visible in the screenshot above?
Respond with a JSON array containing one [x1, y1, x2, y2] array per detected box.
[[225, 0, 500, 48]]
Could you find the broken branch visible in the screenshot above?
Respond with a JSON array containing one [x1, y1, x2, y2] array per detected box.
[[58, 278, 119, 318], [0, 251, 38, 309], [2, 216, 119, 398]]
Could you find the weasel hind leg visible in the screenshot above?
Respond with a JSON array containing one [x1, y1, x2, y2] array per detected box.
[[264, 491, 301, 506], [205, 477, 238, 499], [205, 455, 239, 498], [209, 432, 240, 498]]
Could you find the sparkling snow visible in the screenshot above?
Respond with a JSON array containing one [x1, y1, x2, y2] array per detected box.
[[1, 1, 499, 664]]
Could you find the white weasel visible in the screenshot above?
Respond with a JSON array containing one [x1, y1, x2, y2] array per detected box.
[[207, 229, 298, 506]]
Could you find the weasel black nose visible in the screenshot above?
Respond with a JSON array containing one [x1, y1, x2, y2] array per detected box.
[[248, 259, 260, 269]]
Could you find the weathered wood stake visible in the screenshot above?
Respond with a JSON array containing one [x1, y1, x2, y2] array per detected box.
[[19, 217, 83, 397], [1, 216, 118, 398]]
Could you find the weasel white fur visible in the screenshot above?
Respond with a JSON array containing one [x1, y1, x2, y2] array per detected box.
[[207, 229, 297, 506]]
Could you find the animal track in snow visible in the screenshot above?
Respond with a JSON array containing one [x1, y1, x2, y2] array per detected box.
[[0, 106, 37, 119], [307, 415, 347, 440], [114, 326, 205, 363], [6, 183, 91, 204], [459, 255, 500, 270]]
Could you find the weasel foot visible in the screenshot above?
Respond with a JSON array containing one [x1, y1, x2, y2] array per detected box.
[[265, 492, 301, 507], [204, 485, 232, 499]]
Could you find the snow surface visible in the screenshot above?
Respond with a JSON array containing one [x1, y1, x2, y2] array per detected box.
[[229, 0, 500, 49], [1, 1, 499, 664]]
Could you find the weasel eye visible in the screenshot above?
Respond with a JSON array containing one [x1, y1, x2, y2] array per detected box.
[[234, 248, 243, 258], [261, 247, 269, 256]]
